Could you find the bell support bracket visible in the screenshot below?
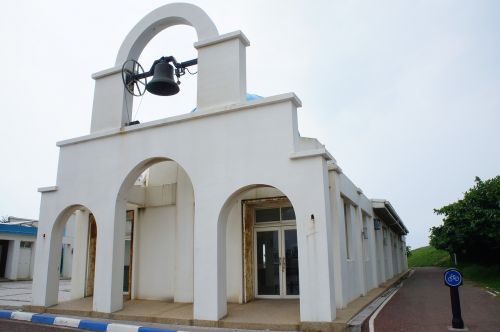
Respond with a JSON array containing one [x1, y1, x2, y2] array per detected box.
[[121, 56, 198, 96]]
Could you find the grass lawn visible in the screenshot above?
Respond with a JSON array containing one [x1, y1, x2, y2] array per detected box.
[[459, 264, 500, 292], [408, 246, 451, 267], [409, 246, 500, 292]]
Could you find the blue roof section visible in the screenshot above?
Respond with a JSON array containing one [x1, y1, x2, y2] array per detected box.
[[0, 224, 37, 236], [245, 93, 263, 101], [191, 93, 263, 112]]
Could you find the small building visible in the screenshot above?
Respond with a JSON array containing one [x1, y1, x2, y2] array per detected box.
[[0, 216, 75, 281], [32, 3, 408, 326], [0, 217, 37, 280]]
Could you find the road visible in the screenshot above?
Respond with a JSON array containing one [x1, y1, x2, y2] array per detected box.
[[369, 267, 500, 332], [0, 319, 80, 331]]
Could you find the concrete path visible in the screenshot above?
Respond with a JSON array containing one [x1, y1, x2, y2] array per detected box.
[[370, 267, 500, 332], [0, 280, 71, 308]]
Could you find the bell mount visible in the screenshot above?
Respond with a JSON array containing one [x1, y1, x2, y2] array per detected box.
[[121, 56, 198, 97]]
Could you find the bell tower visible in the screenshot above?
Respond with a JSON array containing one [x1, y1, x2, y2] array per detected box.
[[89, 3, 249, 133]]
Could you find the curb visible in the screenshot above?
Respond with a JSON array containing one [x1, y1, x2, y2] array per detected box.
[[0, 310, 177, 332], [346, 269, 413, 332]]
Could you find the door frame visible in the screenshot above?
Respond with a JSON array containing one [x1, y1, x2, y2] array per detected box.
[[253, 222, 298, 299], [123, 210, 134, 299], [242, 197, 300, 302]]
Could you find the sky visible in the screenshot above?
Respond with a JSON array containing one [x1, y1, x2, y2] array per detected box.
[[0, 0, 499, 248]]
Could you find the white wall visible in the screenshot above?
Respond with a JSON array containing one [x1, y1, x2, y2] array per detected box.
[[134, 206, 176, 300], [327, 167, 409, 307], [17, 244, 32, 279]]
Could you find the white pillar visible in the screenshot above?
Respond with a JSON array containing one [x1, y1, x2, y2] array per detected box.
[[92, 202, 125, 313], [174, 167, 194, 302], [194, 31, 248, 112], [32, 196, 65, 307], [375, 223, 385, 284], [353, 206, 366, 296], [294, 160, 336, 322], [29, 241, 36, 279], [70, 209, 90, 299], [193, 193, 226, 321], [386, 231, 394, 278], [367, 215, 378, 289], [402, 239, 407, 271], [32, 232, 63, 306], [328, 170, 347, 308]]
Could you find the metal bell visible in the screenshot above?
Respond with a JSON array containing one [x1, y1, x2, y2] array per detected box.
[[146, 62, 180, 96]]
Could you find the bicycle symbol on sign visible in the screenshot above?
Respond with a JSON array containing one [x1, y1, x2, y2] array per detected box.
[[444, 268, 462, 287]]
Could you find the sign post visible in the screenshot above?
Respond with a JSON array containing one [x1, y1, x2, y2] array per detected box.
[[444, 268, 465, 329]]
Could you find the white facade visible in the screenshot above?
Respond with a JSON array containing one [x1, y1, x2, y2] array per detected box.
[[0, 217, 75, 281], [32, 3, 408, 325], [0, 218, 37, 280]]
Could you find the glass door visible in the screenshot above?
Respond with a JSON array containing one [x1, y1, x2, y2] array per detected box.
[[283, 228, 299, 296], [255, 227, 299, 298], [256, 229, 280, 296]]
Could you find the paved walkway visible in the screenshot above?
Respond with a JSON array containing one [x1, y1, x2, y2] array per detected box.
[[0, 273, 408, 331], [371, 267, 500, 332], [0, 280, 71, 308]]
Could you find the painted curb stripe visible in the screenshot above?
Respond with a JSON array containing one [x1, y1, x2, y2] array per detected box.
[[54, 316, 81, 327], [138, 327, 177, 332], [11, 311, 33, 321], [0, 310, 178, 332], [0, 310, 12, 319], [79, 319, 109, 331], [107, 323, 140, 332], [32, 313, 56, 325]]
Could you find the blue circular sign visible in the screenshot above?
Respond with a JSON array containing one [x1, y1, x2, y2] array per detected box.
[[444, 268, 463, 287]]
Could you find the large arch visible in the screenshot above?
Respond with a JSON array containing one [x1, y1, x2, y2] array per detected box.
[[217, 184, 301, 307], [40, 204, 98, 307], [116, 3, 219, 65], [114, 156, 196, 304]]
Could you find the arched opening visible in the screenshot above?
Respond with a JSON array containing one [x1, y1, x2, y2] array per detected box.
[[118, 157, 195, 303], [49, 205, 98, 306], [125, 25, 199, 124], [220, 185, 300, 304]]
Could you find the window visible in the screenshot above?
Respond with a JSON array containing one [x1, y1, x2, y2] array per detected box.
[[255, 208, 280, 223], [281, 207, 296, 220], [344, 202, 351, 259], [20, 241, 32, 248], [255, 206, 295, 224]]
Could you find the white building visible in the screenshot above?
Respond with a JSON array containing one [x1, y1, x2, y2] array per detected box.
[[32, 3, 408, 326], [0, 216, 74, 281], [0, 217, 37, 280]]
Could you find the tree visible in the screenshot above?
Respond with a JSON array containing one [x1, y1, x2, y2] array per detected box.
[[406, 245, 412, 257], [430, 176, 500, 263]]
